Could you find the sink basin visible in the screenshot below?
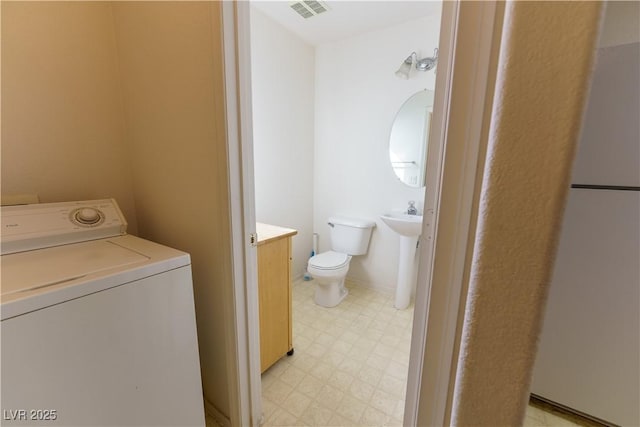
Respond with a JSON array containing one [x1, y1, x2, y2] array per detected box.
[[380, 213, 423, 237]]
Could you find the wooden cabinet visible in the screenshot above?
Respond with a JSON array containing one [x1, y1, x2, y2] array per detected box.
[[256, 223, 297, 373]]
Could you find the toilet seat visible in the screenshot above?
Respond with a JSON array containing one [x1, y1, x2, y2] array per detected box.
[[308, 251, 350, 270]]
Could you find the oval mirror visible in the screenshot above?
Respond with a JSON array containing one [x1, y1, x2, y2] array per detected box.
[[388, 89, 435, 188]]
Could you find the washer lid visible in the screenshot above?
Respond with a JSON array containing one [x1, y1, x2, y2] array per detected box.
[[1, 240, 149, 297], [309, 251, 350, 270], [1, 235, 190, 321]]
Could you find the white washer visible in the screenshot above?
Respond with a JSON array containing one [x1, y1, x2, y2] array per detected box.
[[1, 199, 205, 426]]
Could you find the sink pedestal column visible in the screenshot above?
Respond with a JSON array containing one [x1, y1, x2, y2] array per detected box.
[[395, 235, 419, 310]]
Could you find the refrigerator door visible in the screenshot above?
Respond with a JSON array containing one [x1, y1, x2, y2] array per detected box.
[[531, 189, 640, 426], [571, 42, 639, 187]]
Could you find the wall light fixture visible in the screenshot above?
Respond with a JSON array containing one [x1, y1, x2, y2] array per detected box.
[[395, 48, 439, 79]]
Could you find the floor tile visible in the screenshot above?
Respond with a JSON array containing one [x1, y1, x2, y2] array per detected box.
[[309, 361, 334, 382], [385, 360, 408, 381], [366, 353, 390, 371], [357, 365, 385, 387], [335, 394, 367, 424], [360, 404, 388, 426], [263, 378, 293, 403], [279, 365, 306, 388], [378, 374, 406, 397], [299, 401, 334, 426], [316, 384, 344, 410], [327, 369, 355, 392], [264, 407, 298, 426], [282, 390, 312, 417], [296, 373, 323, 397], [369, 388, 399, 416], [291, 352, 318, 371], [338, 357, 363, 376], [348, 378, 376, 403], [326, 413, 353, 427]]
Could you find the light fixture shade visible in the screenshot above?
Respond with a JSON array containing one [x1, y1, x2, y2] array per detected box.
[[396, 52, 416, 80], [395, 58, 413, 79]]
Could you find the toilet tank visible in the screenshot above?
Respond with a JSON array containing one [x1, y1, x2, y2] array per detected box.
[[328, 216, 376, 255]]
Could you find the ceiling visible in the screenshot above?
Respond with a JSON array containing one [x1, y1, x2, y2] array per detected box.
[[250, 1, 442, 46]]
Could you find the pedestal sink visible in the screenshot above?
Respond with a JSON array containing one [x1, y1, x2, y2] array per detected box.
[[380, 213, 423, 310]]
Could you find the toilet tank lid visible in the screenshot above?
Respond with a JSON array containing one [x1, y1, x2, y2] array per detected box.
[[328, 216, 376, 229]]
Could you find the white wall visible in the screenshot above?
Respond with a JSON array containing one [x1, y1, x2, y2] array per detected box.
[[250, 7, 316, 279], [314, 12, 442, 292]]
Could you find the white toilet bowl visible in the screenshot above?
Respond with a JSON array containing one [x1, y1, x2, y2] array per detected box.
[[309, 216, 375, 308], [307, 251, 352, 307]]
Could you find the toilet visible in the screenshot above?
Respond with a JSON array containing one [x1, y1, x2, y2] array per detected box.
[[308, 216, 375, 307]]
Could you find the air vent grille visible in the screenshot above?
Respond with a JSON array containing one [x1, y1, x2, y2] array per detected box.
[[289, 0, 329, 19]]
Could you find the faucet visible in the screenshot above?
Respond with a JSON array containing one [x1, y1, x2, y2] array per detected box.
[[407, 200, 418, 215]]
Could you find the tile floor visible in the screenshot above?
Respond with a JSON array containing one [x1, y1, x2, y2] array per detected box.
[[258, 278, 589, 427], [261, 279, 412, 426]]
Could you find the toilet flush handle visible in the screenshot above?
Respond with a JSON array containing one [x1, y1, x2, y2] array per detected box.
[[328, 222, 335, 227]]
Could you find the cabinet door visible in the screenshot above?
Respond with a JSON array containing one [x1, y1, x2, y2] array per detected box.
[[258, 237, 291, 372], [571, 43, 640, 186]]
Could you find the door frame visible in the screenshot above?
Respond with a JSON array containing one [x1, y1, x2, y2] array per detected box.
[[221, 2, 262, 426], [220, 1, 503, 425], [406, 1, 504, 425]]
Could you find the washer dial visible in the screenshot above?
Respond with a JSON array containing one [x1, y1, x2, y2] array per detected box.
[[70, 207, 105, 227]]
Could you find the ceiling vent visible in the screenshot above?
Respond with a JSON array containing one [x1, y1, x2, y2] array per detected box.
[[289, 1, 329, 19]]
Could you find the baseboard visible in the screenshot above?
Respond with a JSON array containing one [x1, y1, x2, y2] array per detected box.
[[345, 276, 396, 296], [204, 399, 231, 427], [529, 394, 615, 427]]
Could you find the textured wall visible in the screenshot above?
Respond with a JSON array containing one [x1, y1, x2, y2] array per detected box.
[[451, 2, 602, 425], [111, 2, 232, 418], [2, 1, 234, 419], [1, 2, 138, 233]]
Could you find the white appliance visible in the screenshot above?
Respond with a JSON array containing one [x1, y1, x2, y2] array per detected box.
[[1, 199, 205, 426], [531, 41, 639, 426]]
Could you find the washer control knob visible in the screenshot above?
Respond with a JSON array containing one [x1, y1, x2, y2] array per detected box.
[[74, 208, 102, 225]]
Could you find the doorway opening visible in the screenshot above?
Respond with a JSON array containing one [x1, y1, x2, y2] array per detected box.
[[247, 2, 442, 425]]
